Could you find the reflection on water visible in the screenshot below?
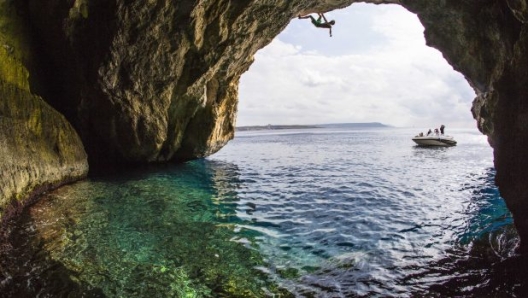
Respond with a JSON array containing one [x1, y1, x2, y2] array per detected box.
[[400, 168, 524, 297], [0, 128, 526, 297]]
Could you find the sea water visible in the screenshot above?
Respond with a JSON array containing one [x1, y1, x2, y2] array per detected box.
[[0, 127, 525, 297]]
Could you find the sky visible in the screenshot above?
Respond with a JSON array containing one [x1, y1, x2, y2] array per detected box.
[[237, 3, 477, 129]]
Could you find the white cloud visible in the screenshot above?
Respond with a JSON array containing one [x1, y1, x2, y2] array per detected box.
[[237, 4, 476, 129]]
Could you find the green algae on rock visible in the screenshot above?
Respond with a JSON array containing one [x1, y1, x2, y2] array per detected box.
[[0, 1, 31, 91], [0, 1, 88, 221], [0, 82, 88, 208]]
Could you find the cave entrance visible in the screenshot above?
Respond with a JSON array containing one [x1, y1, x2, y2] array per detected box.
[[217, 4, 519, 294], [237, 3, 476, 129]]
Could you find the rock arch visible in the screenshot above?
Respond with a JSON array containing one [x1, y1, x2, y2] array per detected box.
[[2, 0, 528, 252]]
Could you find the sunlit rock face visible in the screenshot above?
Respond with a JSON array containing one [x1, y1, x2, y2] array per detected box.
[[3, 0, 528, 251], [24, 0, 398, 165]]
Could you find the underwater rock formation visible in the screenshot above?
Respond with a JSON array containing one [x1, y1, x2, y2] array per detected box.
[[2, 0, 528, 251]]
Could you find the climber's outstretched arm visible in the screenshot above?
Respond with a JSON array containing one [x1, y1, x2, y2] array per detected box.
[[320, 13, 329, 23]]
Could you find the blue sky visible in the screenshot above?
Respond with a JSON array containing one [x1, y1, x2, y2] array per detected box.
[[237, 4, 476, 129]]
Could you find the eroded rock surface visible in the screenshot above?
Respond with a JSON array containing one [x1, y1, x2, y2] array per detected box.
[[26, 0, 401, 165], [0, 1, 88, 220], [0, 83, 88, 216]]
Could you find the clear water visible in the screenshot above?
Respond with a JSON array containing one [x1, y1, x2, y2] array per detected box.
[[1, 127, 525, 297]]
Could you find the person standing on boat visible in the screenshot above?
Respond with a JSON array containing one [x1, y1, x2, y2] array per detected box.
[[440, 124, 445, 135], [427, 129, 432, 136]]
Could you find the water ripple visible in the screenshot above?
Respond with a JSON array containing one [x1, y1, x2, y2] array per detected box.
[[1, 128, 521, 297], [211, 128, 520, 296]]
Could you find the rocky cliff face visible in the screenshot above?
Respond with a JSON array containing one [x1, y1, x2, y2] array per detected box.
[[23, 0, 398, 166], [2, 0, 528, 251], [0, 1, 88, 221]]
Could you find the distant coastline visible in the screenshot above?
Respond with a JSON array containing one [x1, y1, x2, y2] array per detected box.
[[236, 122, 390, 131]]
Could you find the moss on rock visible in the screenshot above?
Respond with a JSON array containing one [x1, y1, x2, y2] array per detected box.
[[0, 1, 88, 221], [0, 2, 31, 90], [0, 80, 88, 218]]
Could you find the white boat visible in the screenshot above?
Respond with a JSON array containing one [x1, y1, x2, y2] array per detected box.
[[412, 134, 457, 146]]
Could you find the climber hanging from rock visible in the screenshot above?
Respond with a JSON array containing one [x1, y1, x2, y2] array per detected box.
[[298, 13, 335, 37]]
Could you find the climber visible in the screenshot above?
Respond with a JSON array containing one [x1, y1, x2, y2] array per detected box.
[[298, 13, 335, 37]]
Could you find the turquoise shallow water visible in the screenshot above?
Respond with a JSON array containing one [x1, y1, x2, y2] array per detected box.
[[1, 127, 525, 297]]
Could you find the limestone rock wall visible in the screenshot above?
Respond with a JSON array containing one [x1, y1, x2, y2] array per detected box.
[[0, 82, 88, 214], [0, 1, 88, 221], [26, 0, 399, 165]]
